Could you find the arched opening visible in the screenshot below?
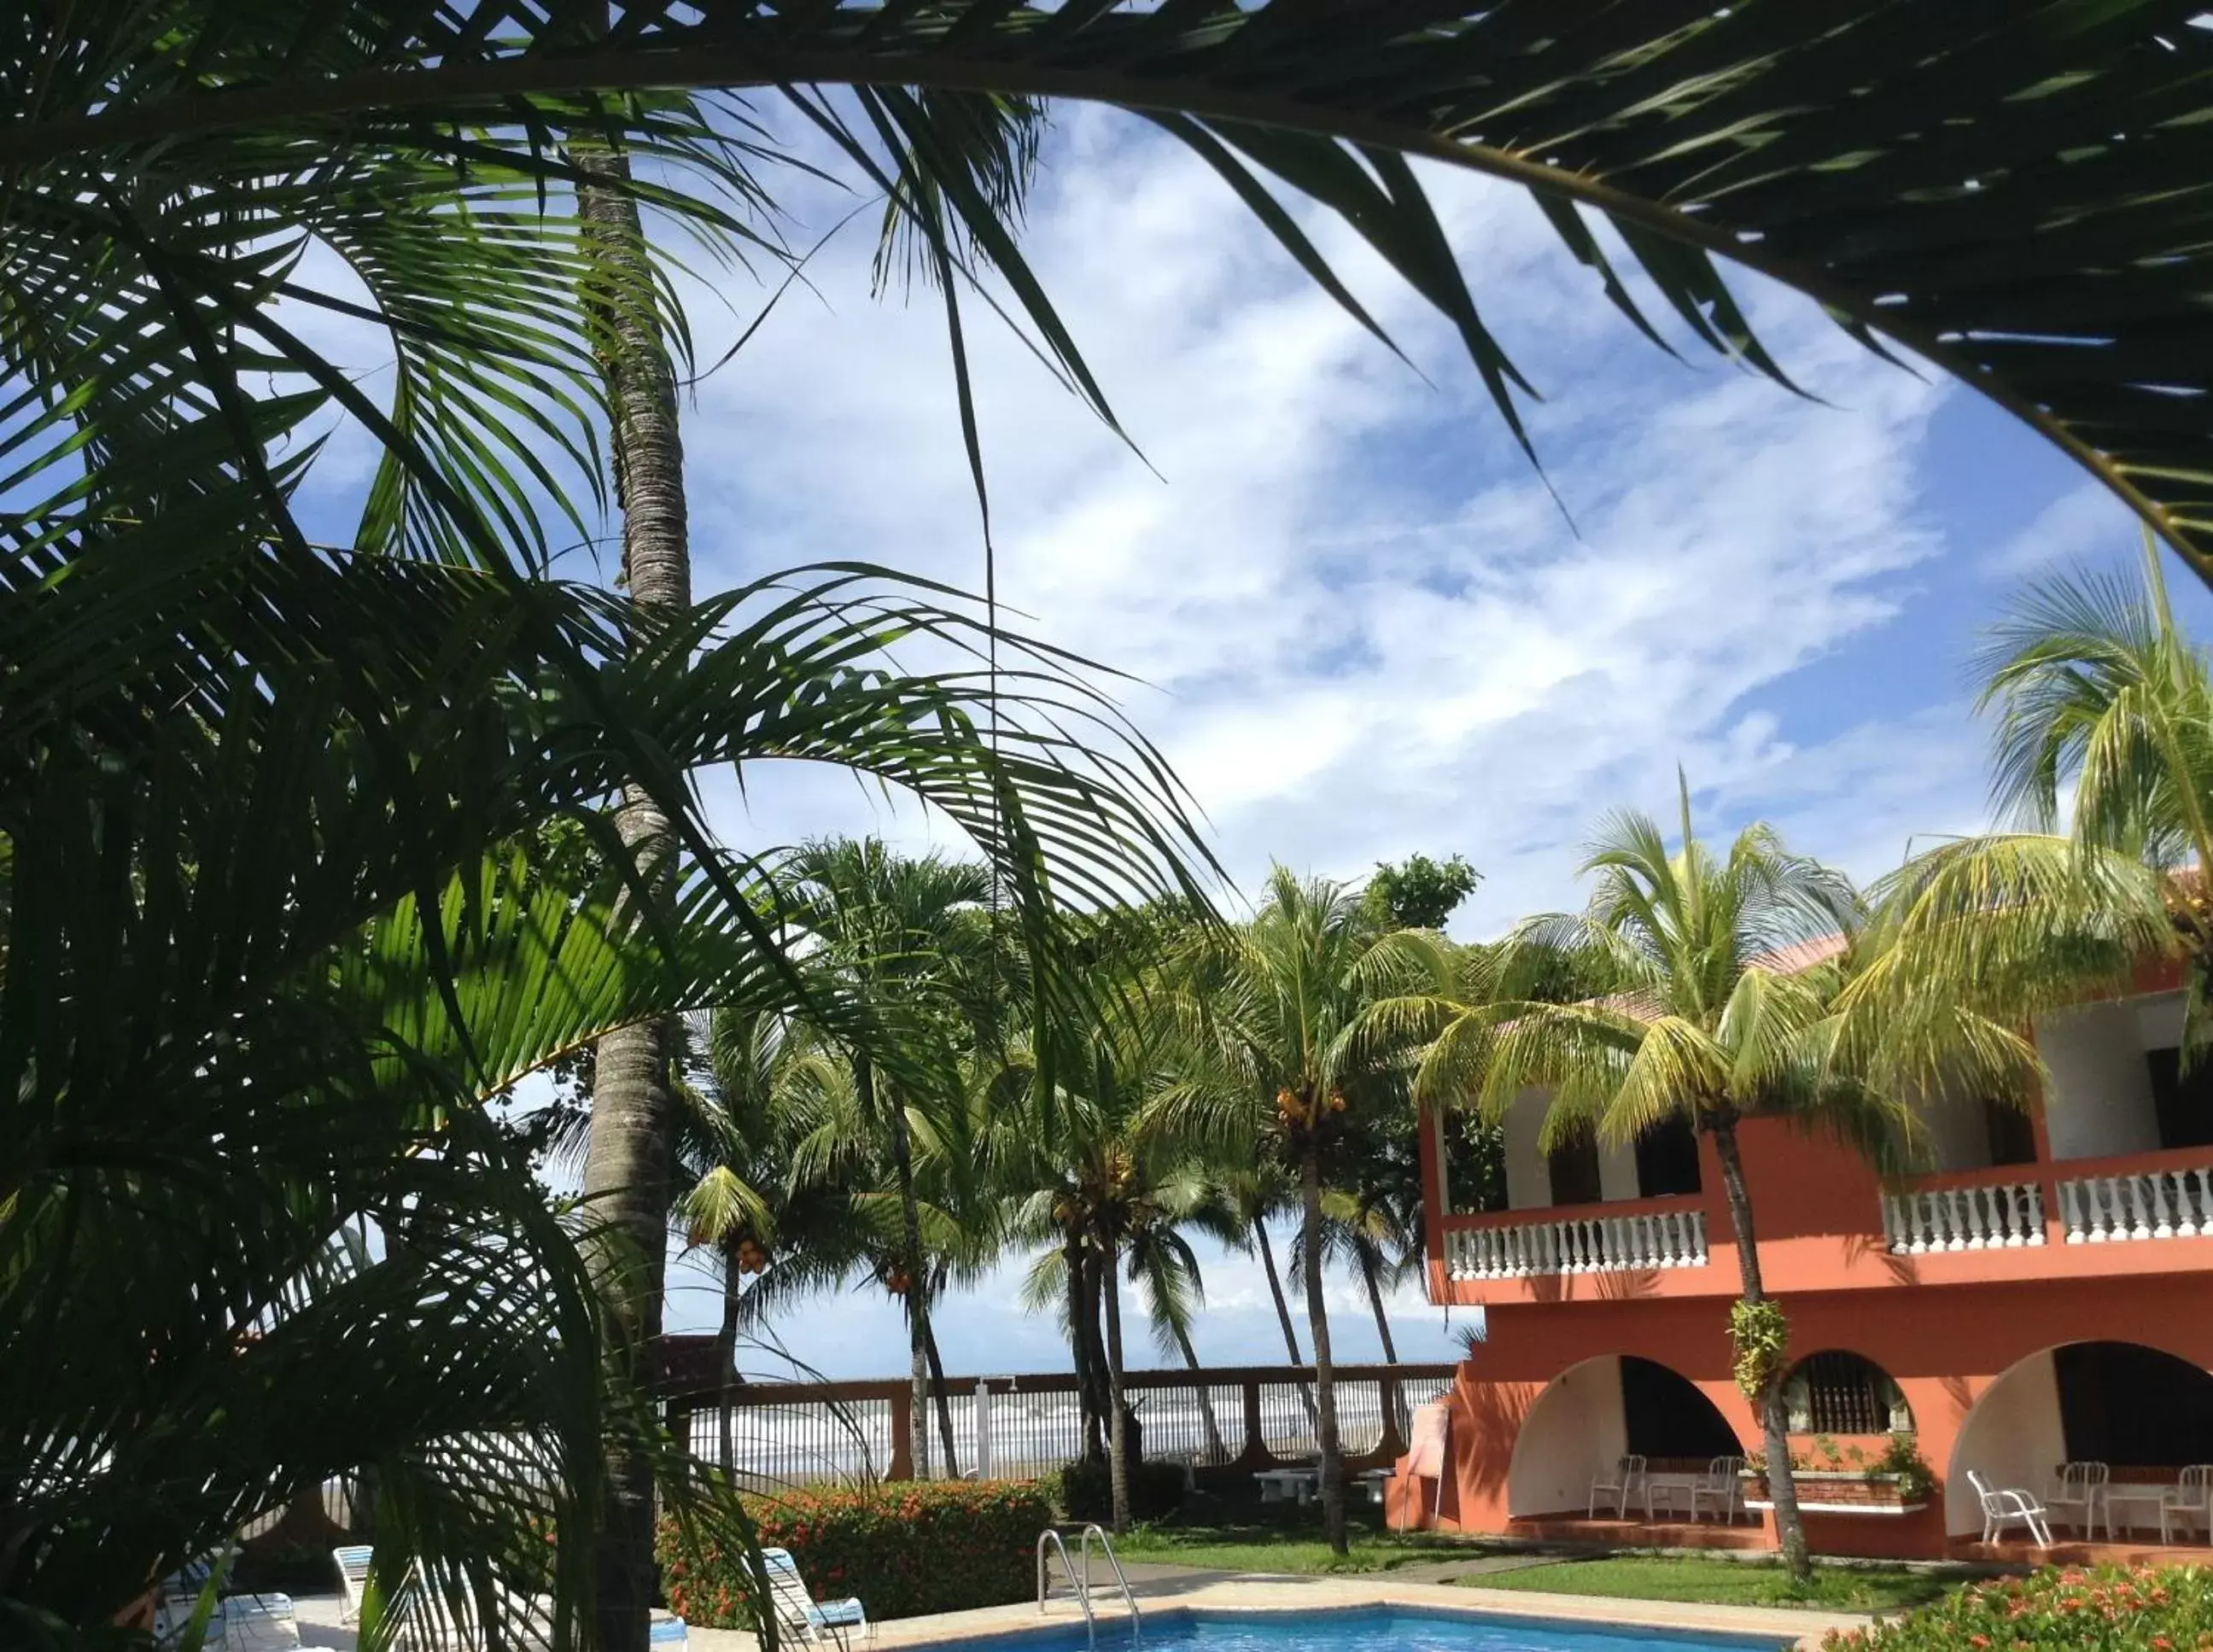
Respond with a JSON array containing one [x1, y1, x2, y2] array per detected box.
[[1506, 1354, 1741, 1519], [1946, 1340, 2213, 1537], [1781, 1350, 1912, 1437]]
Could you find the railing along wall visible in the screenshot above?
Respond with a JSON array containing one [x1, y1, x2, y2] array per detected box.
[[1442, 1207, 1709, 1280], [658, 1360, 1457, 1487], [1879, 1153, 2213, 1252]]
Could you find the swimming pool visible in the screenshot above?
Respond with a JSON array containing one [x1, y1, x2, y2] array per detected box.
[[946, 1608, 1789, 1652]]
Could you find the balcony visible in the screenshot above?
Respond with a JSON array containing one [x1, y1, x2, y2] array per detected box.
[[1879, 1148, 2213, 1258], [1443, 1199, 1709, 1281]]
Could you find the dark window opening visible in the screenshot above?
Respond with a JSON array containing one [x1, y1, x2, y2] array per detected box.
[[1982, 1096, 2040, 1168], [2146, 1047, 2213, 1151], [1620, 1356, 1741, 1460], [1547, 1132, 1603, 1207], [1635, 1113, 1702, 1197], [1784, 1351, 1910, 1434], [1443, 1114, 1509, 1214], [2056, 1341, 2213, 1467]]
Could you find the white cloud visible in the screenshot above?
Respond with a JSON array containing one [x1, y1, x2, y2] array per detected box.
[[1986, 482, 2140, 578]]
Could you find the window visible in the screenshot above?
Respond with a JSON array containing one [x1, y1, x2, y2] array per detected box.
[[1547, 1132, 1603, 1207], [1982, 1096, 2039, 1167], [1782, 1351, 1912, 1434], [1443, 1114, 1509, 1214], [1635, 1113, 1702, 1197], [2146, 1048, 2213, 1150]]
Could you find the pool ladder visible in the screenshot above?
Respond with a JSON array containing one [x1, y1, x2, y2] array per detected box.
[[1036, 1524, 1141, 1645]]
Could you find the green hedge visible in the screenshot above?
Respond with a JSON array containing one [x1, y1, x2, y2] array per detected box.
[[1820, 1565, 2213, 1650], [657, 1480, 1054, 1629]]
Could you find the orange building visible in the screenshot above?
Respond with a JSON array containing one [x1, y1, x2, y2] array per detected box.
[[1389, 964, 2213, 1561]]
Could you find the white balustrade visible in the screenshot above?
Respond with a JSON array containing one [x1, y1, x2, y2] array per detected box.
[[1445, 1208, 1708, 1280], [1881, 1180, 2046, 1253], [2058, 1161, 2213, 1243]]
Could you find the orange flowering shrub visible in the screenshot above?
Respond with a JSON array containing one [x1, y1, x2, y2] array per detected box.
[[1822, 1565, 2213, 1650], [657, 1480, 1054, 1629]]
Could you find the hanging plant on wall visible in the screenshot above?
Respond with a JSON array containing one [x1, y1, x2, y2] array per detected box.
[[1730, 1299, 1791, 1401]]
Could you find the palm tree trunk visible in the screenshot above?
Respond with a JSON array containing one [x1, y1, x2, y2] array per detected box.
[[716, 1241, 744, 1476], [1169, 1320, 1229, 1463], [1099, 1232, 1131, 1534], [924, 1314, 961, 1479], [1077, 1248, 1112, 1462], [874, 1065, 934, 1480], [1300, 1141, 1347, 1556], [574, 137, 691, 1652], [1360, 1255, 1400, 1364], [1253, 1218, 1318, 1427], [1065, 1234, 1104, 1462], [1710, 1114, 1810, 1585]]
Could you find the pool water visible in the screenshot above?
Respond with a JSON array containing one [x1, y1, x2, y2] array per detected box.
[[960, 1608, 1787, 1652]]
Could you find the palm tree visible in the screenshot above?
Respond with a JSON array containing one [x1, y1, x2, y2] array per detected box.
[[999, 992, 1239, 1531], [1850, 534, 2203, 1059], [20, 9, 2206, 579], [1153, 867, 1439, 1555], [1383, 784, 1906, 1583], [779, 839, 1009, 1482]]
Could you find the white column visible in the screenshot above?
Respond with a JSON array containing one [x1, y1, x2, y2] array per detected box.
[[975, 1378, 993, 1480]]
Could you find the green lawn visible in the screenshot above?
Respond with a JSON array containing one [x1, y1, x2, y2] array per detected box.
[[1111, 1512, 1474, 1575], [1466, 1555, 1958, 1614], [1113, 1510, 1965, 1611]]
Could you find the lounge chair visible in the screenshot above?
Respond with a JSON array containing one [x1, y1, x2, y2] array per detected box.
[[1587, 1454, 1645, 1520], [1968, 1468, 2053, 1547], [388, 1563, 554, 1652], [222, 1594, 301, 1651], [1689, 1456, 1746, 1523], [2163, 1464, 2213, 1544], [760, 1547, 868, 1645], [333, 1546, 374, 1626], [2047, 1461, 2109, 1538]]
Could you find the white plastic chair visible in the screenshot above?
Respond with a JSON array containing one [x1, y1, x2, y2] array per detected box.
[[2048, 1461, 2109, 1538], [760, 1547, 869, 1646], [1586, 1454, 1645, 1520], [1968, 1468, 2053, 1547], [1690, 1456, 1746, 1523], [2163, 1465, 2213, 1544], [332, 1547, 374, 1626]]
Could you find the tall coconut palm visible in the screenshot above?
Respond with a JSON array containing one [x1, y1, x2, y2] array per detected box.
[[1381, 785, 1902, 1583], [1151, 868, 1439, 1555], [1000, 995, 1235, 1531], [780, 839, 1007, 1481], [1850, 534, 2203, 1058]]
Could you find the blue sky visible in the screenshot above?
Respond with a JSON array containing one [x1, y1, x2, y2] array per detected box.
[[297, 105, 2213, 1380]]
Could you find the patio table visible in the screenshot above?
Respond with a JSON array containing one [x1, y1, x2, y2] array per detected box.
[[1642, 1472, 1702, 1520], [2100, 1483, 2169, 1540]]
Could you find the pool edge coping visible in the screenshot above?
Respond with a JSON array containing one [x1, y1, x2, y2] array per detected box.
[[696, 1572, 1873, 1652]]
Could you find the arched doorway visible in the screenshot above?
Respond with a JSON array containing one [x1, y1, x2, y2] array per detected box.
[[1507, 1354, 1741, 1518], [1947, 1340, 2213, 1536]]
